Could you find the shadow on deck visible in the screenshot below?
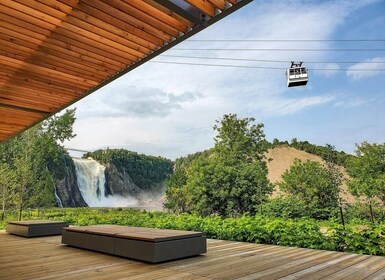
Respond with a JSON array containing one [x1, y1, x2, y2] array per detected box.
[[1, 230, 385, 279]]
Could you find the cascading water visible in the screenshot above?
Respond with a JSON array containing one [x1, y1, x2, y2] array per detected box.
[[54, 189, 63, 208], [73, 158, 137, 207]]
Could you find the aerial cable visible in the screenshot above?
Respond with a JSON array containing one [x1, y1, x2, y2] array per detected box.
[[159, 55, 385, 64], [171, 48, 385, 52], [151, 61, 385, 71], [187, 39, 385, 42]]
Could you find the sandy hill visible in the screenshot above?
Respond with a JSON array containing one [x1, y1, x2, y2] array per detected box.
[[266, 147, 355, 204]]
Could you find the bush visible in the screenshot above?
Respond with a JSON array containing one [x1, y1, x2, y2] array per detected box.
[[2, 208, 385, 256]]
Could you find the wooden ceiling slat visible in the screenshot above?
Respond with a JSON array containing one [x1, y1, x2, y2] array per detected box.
[[0, 118, 37, 127], [0, 74, 87, 95], [85, 0, 171, 42], [0, 76, 86, 97], [0, 98, 56, 113], [0, 14, 125, 71], [0, 3, 57, 31], [0, 92, 69, 108], [50, 29, 135, 67], [207, 0, 225, 10], [1, 1, 65, 27], [59, 21, 146, 60], [0, 88, 76, 103], [227, 0, 237, 5], [0, 107, 45, 118], [13, 0, 69, 19], [0, 55, 99, 87], [0, 72, 87, 95], [0, 39, 109, 82], [142, 0, 194, 27], [1, 2, 148, 60], [101, 0, 181, 38], [186, 0, 216, 17], [66, 6, 160, 51], [122, 0, 190, 33], [0, 74, 79, 100], [75, 1, 164, 47]]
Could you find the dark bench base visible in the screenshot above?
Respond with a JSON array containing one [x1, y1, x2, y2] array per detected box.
[[6, 220, 69, 237], [62, 225, 207, 263]]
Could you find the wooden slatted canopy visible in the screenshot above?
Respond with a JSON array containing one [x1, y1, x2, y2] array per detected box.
[[0, 0, 252, 143]]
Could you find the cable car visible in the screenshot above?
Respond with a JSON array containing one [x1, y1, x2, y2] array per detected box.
[[286, 61, 308, 87]]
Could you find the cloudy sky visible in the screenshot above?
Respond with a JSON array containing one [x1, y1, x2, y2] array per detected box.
[[64, 0, 385, 160]]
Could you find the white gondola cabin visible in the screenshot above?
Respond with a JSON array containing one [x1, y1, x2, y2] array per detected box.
[[286, 62, 308, 87]]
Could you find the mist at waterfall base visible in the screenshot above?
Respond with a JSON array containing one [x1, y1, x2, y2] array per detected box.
[[73, 158, 162, 208]]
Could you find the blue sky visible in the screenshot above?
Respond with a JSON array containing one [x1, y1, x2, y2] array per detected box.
[[64, 0, 385, 160]]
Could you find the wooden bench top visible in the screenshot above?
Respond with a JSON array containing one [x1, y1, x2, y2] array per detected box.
[[8, 220, 68, 226], [63, 225, 204, 242]]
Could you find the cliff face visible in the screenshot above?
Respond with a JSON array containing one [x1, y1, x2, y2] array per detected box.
[[55, 160, 87, 207], [104, 163, 142, 197]]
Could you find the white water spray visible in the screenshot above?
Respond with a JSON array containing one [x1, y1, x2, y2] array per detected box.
[[73, 158, 137, 207]]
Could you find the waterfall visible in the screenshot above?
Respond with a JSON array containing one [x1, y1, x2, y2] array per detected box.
[[54, 188, 63, 208], [73, 158, 137, 207]]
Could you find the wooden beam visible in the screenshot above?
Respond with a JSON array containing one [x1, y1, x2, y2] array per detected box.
[[186, 0, 216, 17], [152, 0, 203, 25], [0, 103, 50, 115]]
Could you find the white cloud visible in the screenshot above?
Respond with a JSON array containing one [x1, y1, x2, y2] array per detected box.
[[334, 97, 375, 109], [346, 57, 385, 80], [260, 95, 335, 116]]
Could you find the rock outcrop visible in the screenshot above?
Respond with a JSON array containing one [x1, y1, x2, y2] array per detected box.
[[104, 162, 142, 198], [55, 160, 87, 207]]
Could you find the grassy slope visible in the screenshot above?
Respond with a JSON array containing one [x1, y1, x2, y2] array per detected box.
[[266, 146, 356, 203]]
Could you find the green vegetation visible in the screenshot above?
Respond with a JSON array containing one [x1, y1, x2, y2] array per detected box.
[[0, 109, 76, 220], [346, 142, 385, 223], [165, 114, 272, 216], [2, 207, 385, 256], [277, 159, 341, 219], [84, 149, 173, 190]]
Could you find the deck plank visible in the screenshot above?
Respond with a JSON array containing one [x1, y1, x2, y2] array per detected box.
[[1, 230, 385, 280]]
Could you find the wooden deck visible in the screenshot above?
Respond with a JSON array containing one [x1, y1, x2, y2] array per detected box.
[[1, 230, 385, 280]]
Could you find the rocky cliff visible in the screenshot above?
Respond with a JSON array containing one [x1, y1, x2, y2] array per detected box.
[[55, 160, 87, 207]]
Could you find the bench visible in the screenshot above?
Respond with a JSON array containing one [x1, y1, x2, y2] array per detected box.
[[6, 220, 69, 237], [62, 225, 207, 263]]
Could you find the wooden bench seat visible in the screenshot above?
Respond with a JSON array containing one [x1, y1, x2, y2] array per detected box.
[[6, 220, 69, 237], [62, 225, 207, 263]]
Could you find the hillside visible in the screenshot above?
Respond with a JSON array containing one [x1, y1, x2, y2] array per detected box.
[[266, 147, 356, 204]]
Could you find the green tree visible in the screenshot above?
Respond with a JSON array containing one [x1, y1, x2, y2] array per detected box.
[[0, 109, 77, 219], [346, 142, 385, 222], [165, 113, 273, 216], [278, 159, 340, 219], [0, 163, 15, 220]]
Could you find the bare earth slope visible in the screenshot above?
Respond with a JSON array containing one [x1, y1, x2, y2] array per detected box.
[[266, 146, 355, 203]]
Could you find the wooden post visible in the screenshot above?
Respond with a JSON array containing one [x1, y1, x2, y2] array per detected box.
[[369, 200, 375, 223], [339, 206, 345, 230]]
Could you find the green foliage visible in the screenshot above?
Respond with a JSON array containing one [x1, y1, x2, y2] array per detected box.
[[84, 149, 173, 190], [3, 207, 385, 256], [278, 159, 340, 219], [346, 142, 385, 203], [0, 109, 77, 218], [165, 114, 273, 216], [263, 196, 309, 219]]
